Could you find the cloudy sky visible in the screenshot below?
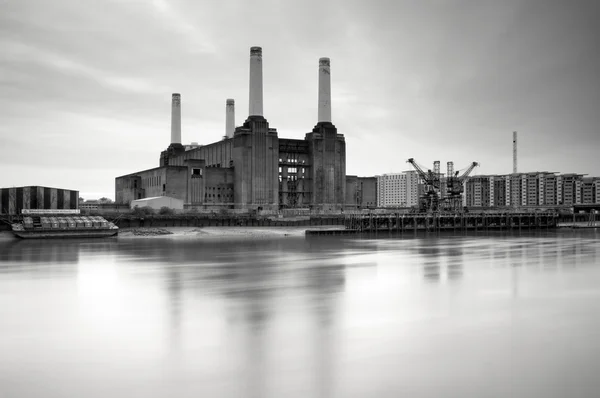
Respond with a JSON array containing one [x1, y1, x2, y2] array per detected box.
[[1, 0, 598, 200]]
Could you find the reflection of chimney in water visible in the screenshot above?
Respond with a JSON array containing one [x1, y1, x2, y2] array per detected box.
[[308, 265, 344, 398], [167, 268, 182, 357]]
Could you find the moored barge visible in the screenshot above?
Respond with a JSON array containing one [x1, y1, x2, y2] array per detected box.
[[11, 209, 118, 239]]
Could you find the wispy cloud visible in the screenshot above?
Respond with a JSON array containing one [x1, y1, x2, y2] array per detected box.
[[2, 40, 167, 94], [148, 0, 216, 54]]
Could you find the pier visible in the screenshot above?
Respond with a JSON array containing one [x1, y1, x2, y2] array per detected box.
[[306, 212, 558, 235]]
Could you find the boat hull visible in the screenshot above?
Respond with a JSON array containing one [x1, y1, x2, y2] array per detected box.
[[12, 229, 118, 239], [11, 213, 119, 239]]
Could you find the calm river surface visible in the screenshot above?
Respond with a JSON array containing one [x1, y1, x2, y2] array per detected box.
[[1, 229, 600, 397]]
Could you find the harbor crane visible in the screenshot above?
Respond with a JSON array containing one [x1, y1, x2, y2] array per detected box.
[[407, 158, 479, 213], [445, 161, 479, 211], [407, 158, 442, 212]]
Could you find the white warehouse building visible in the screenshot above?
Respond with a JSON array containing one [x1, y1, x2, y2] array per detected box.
[[130, 196, 184, 211], [377, 171, 419, 208]]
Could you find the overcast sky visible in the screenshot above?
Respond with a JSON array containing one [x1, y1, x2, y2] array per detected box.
[[1, 0, 598, 200]]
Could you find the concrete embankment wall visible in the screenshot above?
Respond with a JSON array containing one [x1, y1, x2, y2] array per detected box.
[[109, 215, 344, 229]]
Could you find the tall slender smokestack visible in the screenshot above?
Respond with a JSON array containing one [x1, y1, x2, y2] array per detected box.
[[513, 131, 517, 174], [318, 57, 331, 123], [226, 99, 235, 138], [249, 46, 263, 117], [171, 93, 181, 144]]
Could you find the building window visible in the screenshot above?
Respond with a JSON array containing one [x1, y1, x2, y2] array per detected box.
[[191, 168, 203, 178]]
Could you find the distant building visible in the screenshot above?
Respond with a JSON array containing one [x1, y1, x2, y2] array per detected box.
[[465, 176, 487, 207], [0, 186, 78, 215], [465, 172, 594, 207], [560, 173, 584, 205], [376, 171, 419, 208], [581, 177, 599, 204], [79, 200, 100, 211]]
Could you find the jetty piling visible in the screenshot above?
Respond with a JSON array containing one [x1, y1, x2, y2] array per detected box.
[[305, 212, 558, 236]]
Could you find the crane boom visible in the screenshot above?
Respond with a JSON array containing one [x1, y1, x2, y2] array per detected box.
[[458, 162, 479, 182], [407, 158, 440, 188], [407, 158, 429, 182]]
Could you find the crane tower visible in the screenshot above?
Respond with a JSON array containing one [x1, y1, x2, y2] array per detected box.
[[408, 158, 478, 213]]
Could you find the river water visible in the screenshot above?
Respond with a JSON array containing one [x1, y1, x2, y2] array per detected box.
[[1, 229, 599, 397]]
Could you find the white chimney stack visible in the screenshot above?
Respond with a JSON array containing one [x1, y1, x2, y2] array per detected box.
[[318, 57, 331, 123], [226, 99, 235, 138], [249, 46, 263, 117], [171, 93, 181, 144]]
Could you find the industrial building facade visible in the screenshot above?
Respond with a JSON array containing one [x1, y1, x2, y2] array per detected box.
[[116, 48, 349, 211], [345, 176, 377, 209], [0, 186, 79, 215]]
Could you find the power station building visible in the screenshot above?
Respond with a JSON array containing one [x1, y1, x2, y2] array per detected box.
[[116, 47, 350, 211]]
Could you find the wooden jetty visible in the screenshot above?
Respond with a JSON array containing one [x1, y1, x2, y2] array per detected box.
[[306, 212, 558, 236]]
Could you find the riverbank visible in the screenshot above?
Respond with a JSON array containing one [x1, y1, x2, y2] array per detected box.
[[557, 222, 600, 228], [0, 225, 346, 241], [118, 225, 346, 239]]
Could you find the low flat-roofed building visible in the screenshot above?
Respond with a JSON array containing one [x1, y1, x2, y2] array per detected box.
[[130, 196, 184, 211], [0, 186, 79, 215]]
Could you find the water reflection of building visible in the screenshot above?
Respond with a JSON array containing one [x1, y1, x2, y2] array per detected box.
[[419, 245, 441, 282], [446, 245, 464, 280], [415, 240, 465, 282], [212, 240, 347, 398], [0, 241, 80, 276], [109, 239, 346, 397], [304, 263, 345, 398]]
